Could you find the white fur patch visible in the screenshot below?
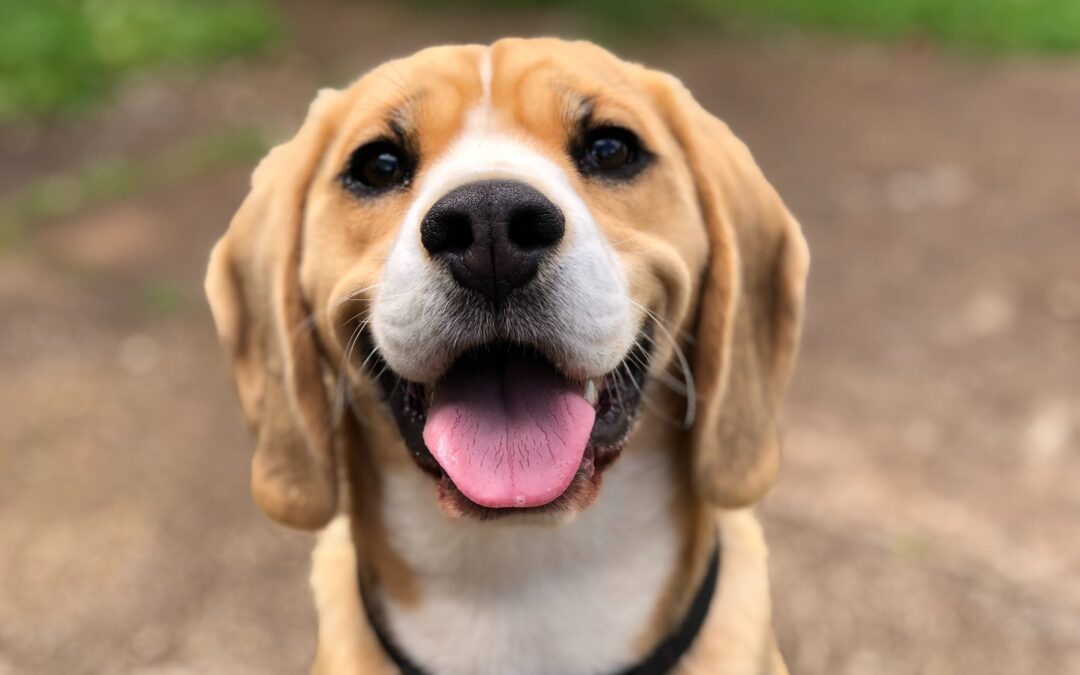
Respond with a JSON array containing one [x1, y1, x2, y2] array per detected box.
[[376, 447, 681, 675]]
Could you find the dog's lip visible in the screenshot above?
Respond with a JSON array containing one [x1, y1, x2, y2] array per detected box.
[[403, 340, 612, 390], [423, 372, 606, 412]]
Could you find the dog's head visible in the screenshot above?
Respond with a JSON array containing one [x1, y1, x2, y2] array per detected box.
[[205, 39, 808, 530]]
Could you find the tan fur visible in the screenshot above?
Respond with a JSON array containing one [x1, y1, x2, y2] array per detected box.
[[206, 38, 807, 675], [643, 72, 809, 509], [206, 88, 346, 529]]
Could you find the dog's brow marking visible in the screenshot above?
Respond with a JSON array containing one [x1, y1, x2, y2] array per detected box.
[[464, 48, 496, 134], [479, 48, 493, 108]]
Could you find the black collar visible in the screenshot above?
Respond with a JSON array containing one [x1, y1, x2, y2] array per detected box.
[[359, 543, 721, 675]]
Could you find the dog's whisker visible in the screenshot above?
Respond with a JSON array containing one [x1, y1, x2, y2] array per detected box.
[[383, 366, 403, 398], [634, 302, 694, 343], [628, 300, 696, 430], [358, 337, 388, 376], [619, 360, 682, 429], [628, 349, 688, 396], [655, 371, 689, 396], [640, 333, 691, 383], [625, 345, 689, 393], [293, 283, 383, 340], [611, 364, 629, 419], [334, 318, 373, 426], [337, 282, 384, 301]]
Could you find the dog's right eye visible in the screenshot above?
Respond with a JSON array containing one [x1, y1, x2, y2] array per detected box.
[[342, 140, 411, 194], [574, 126, 651, 181]]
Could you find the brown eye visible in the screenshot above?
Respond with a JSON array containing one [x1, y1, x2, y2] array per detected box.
[[577, 126, 648, 180], [342, 140, 410, 194], [587, 137, 630, 170], [589, 136, 630, 170], [361, 150, 402, 187]]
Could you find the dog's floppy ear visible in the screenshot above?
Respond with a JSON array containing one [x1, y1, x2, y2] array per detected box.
[[205, 89, 343, 530], [654, 75, 810, 508]]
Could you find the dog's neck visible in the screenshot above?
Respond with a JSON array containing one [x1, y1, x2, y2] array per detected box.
[[355, 421, 707, 675]]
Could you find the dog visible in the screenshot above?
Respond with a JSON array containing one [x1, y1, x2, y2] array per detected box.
[[205, 38, 808, 675]]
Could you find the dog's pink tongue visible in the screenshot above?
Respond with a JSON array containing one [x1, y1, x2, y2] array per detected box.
[[423, 356, 595, 508]]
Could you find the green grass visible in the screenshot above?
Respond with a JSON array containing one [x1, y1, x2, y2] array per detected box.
[[708, 0, 1080, 53], [0, 0, 280, 122], [425, 0, 1080, 53], [0, 127, 269, 247]]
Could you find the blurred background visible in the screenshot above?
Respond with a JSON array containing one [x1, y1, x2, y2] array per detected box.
[[1, 1, 1078, 673]]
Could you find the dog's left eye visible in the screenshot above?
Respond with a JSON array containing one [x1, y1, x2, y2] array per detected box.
[[342, 140, 410, 194], [577, 126, 648, 179]]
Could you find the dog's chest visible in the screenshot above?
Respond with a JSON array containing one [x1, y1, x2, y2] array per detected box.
[[375, 447, 681, 675]]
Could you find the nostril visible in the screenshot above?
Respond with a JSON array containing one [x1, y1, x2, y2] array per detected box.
[[421, 209, 474, 254], [507, 204, 565, 250], [441, 211, 474, 251]]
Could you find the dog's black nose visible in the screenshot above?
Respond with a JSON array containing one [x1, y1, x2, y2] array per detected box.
[[420, 179, 564, 305]]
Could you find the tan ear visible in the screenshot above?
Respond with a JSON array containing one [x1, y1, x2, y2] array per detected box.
[[205, 89, 343, 529], [653, 75, 810, 508]]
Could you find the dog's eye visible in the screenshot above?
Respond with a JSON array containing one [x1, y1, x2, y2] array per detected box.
[[589, 136, 630, 170], [342, 140, 410, 194], [578, 126, 648, 179]]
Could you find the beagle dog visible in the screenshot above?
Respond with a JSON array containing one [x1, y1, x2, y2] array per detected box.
[[206, 38, 808, 675]]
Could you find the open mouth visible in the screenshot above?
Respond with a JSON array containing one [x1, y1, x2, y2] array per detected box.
[[365, 333, 651, 516]]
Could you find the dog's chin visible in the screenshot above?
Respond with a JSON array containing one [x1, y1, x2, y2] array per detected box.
[[361, 332, 651, 522]]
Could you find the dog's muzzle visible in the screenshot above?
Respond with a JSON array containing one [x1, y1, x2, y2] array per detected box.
[[363, 176, 646, 516]]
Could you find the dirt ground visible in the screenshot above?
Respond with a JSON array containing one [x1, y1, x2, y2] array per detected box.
[[1, 2, 1078, 674]]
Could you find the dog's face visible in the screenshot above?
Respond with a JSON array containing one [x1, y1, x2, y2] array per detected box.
[[206, 39, 809, 529]]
